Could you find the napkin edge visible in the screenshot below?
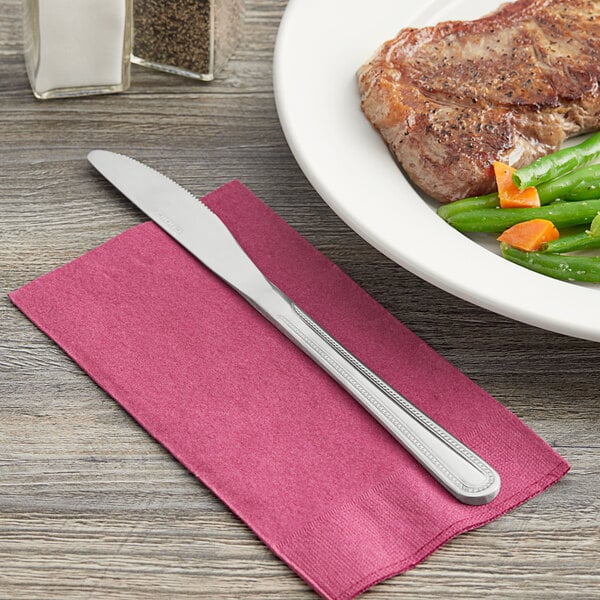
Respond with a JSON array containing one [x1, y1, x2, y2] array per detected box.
[[337, 459, 570, 600]]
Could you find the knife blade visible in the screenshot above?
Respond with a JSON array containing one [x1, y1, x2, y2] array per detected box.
[[87, 150, 500, 505]]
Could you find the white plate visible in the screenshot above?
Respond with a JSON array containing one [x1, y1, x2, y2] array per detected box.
[[274, 0, 600, 343]]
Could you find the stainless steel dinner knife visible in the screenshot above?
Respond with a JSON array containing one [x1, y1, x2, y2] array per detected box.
[[87, 150, 501, 505]]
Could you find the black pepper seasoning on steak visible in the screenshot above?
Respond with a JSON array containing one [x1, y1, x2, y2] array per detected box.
[[358, 0, 600, 203]]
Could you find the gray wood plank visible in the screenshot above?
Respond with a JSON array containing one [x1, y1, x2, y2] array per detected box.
[[1, 0, 598, 598]]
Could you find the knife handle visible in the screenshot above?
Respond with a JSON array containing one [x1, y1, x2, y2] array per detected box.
[[266, 295, 500, 505]]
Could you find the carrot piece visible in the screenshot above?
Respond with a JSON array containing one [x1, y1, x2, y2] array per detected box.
[[493, 161, 541, 208], [497, 218, 559, 252]]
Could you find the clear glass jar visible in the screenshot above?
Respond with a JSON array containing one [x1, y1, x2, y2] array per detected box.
[[132, 0, 245, 81], [23, 0, 132, 99]]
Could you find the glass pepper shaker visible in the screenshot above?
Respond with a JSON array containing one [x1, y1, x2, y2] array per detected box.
[[132, 0, 245, 81], [23, 0, 132, 99]]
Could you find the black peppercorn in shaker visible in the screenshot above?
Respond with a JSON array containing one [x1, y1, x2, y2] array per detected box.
[[132, 0, 244, 81]]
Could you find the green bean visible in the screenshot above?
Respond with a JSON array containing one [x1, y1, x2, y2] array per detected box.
[[446, 199, 600, 232], [437, 193, 499, 220], [543, 231, 600, 253], [547, 213, 600, 251], [501, 243, 600, 282], [438, 164, 600, 221], [513, 131, 600, 190], [536, 164, 600, 201]]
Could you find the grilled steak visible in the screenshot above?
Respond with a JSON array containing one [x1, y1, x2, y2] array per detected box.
[[358, 0, 600, 203]]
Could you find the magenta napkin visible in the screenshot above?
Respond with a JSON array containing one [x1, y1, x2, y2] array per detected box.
[[10, 181, 569, 599]]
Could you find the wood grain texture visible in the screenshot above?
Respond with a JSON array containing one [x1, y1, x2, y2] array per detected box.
[[1, 0, 599, 598]]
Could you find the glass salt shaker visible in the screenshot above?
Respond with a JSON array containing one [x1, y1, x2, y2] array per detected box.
[[23, 0, 132, 99], [132, 0, 245, 81]]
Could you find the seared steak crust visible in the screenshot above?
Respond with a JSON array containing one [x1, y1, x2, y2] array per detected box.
[[358, 0, 600, 203]]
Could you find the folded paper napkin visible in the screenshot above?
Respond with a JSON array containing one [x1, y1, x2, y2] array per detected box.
[[10, 181, 569, 599]]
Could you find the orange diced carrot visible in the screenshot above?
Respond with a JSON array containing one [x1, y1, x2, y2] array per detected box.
[[497, 218, 559, 252], [493, 161, 541, 208]]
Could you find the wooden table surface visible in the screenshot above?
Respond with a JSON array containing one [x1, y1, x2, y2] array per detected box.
[[1, 1, 599, 598]]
